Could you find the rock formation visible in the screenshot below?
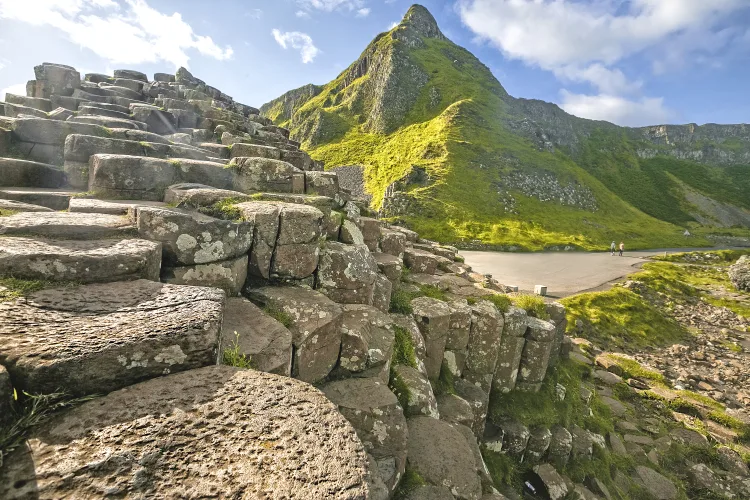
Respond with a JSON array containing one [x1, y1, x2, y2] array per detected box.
[[0, 62, 571, 498]]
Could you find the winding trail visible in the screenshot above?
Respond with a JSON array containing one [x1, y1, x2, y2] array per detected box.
[[462, 248, 724, 298]]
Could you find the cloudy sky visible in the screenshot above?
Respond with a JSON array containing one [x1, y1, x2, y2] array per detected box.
[[1, 0, 749, 127]]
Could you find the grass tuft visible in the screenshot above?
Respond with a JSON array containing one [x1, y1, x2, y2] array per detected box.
[[512, 294, 549, 319], [222, 332, 256, 369], [391, 325, 418, 369], [263, 305, 294, 329]]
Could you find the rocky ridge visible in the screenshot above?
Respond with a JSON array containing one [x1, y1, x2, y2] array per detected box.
[[0, 62, 576, 499]]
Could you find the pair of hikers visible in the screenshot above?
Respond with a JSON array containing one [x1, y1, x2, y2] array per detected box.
[[610, 241, 624, 256]]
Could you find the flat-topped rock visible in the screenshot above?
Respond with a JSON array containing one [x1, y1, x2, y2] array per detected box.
[[0, 187, 80, 210], [0, 280, 224, 397], [411, 297, 451, 380], [10, 117, 109, 145], [0, 237, 161, 283], [0, 211, 134, 239], [0, 366, 370, 500], [247, 286, 343, 383], [164, 183, 250, 208], [317, 242, 378, 304], [228, 156, 304, 194], [132, 206, 253, 265], [162, 254, 248, 296], [0, 199, 53, 212], [391, 364, 439, 418], [337, 304, 395, 380], [404, 248, 441, 274], [0, 157, 65, 188], [68, 197, 166, 215], [374, 252, 404, 281]]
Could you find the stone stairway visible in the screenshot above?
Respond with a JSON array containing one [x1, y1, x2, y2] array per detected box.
[[0, 62, 572, 499]]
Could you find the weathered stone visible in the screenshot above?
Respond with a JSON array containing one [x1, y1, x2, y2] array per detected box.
[[526, 316, 556, 342], [0, 237, 161, 283], [391, 314, 429, 376], [608, 432, 627, 456], [404, 248, 440, 274], [411, 297, 451, 380], [229, 157, 304, 194], [305, 171, 339, 197], [669, 427, 709, 447], [570, 425, 594, 459], [405, 486, 455, 500], [634, 466, 677, 500], [548, 426, 573, 468], [380, 229, 407, 257], [0, 158, 65, 188], [132, 206, 253, 266], [372, 273, 393, 313], [32, 63, 80, 98], [497, 419, 530, 460], [593, 369, 623, 385], [525, 427, 553, 463], [78, 104, 132, 120], [131, 106, 177, 134], [337, 305, 394, 381], [235, 201, 280, 279], [688, 463, 735, 499], [595, 354, 625, 376], [68, 198, 165, 215], [0, 199, 53, 212], [0, 367, 369, 499], [280, 149, 314, 171], [517, 337, 553, 387], [455, 378, 489, 437], [229, 142, 281, 160], [531, 464, 569, 500], [407, 416, 482, 500], [323, 377, 407, 494], [219, 297, 292, 376], [0, 280, 223, 397], [5, 93, 52, 112], [162, 254, 248, 296], [729, 255, 750, 291], [437, 393, 475, 428], [163, 184, 248, 208], [317, 242, 378, 304], [11, 117, 109, 145], [0, 211, 134, 239], [447, 301, 472, 351], [392, 365, 439, 418], [340, 219, 366, 245], [247, 286, 342, 383], [492, 333, 525, 394], [48, 106, 74, 121], [271, 202, 323, 280], [355, 217, 380, 251], [463, 300, 504, 392], [717, 446, 750, 477], [503, 306, 528, 336], [374, 252, 404, 282], [0, 188, 76, 211], [600, 395, 627, 416]]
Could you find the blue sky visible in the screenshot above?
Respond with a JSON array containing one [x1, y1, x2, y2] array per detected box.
[[1, 0, 749, 127]]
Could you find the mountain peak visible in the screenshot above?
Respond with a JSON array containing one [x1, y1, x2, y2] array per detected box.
[[399, 4, 445, 40]]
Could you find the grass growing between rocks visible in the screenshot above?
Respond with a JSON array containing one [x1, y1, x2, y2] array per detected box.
[[389, 284, 448, 314], [0, 277, 77, 302], [653, 249, 750, 266], [262, 305, 294, 329], [0, 391, 97, 468], [600, 354, 667, 386], [0, 209, 19, 217], [392, 468, 426, 499], [221, 332, 256, 370], [562, 287, 690, 350], [467, 294, 512, 313], [511, 294, 549, 319], [391, 326, 418, 369]]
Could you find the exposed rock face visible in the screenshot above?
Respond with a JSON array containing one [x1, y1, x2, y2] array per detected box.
[[0, 367, 370, 499], [0, 280, 224, 397], [392, 364, 439, 418], [317, 242, 378, 304], [411, 296, 451, 380], [729, 255, 750, 291]]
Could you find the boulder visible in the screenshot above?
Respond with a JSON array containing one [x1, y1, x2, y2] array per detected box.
[[234, 201, 280, 279], [340, 219, 365, 245], [323, 377, 408, 495], [503, 306, 528, 336], [130, 106, 177, 134], [391, 365, 439, 418], [229, 143, 281, 160], [447, 301, 472, 352], [492, 333, 525, 394], [0, 212, 134, 239], [548, 426, 573, 468], [358, 217, 381, 252], [219, 297, 292, 376], [437, 393, 475, 428], [0, 367, 369, 499], [497, 419, 530, 460], [132, 206, 253, 266], [717, 446, 750, 477], [161, 254, 248, 296], [406, 416, 482, 500], [337, 304, 395, 381], [246, 286, 342, 383], [517, 337, 553, 389], [634, 466, 677, 500], [11, 117, 109, 145], [317, 242, 378, 304], [0, 158, 65, 188], [411, 297, 451, 380], [455, 378, 490, 437], [372, 274, 393, 313], [305, 171, 339, 197], [0, 199, 53, 213], [404, 248, 440, 274], [570, 425, 594, 459], [531, 464, 568, 500], [68, 198, 165, 215], [164, 183, 251, 208], [31, 63, 80, 98], [0, 237, 161, 283], [271, 202, 323, 279], [729, 255, 750, 291], [380, 229, 407, 257], [374, 254, 404, 284], [0, 280, 223, 397], [525, 427, 553, 463], [229, 157, 304, 194]]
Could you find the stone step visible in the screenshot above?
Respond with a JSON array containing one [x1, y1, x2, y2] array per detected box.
[[0, 236, 161, 283], [111, 77, 146, 92], [98, 83, 144, 101], [0, 199, 54, 213], [68, 115, 145, 130], [83, 101, 131, 114], [69, 197, 166, 215], [0, 157, 65, 188], [109, 128, 173, 144], [0, 367, 369, 500], [4, 93, 52, 112], [0, 280, 224, 397], [3, 102, 48, 118], [0, 211, 135, 239], [10, 116, 110, 145], [77, 105, 132, 120], [0, 187, 81, 210]]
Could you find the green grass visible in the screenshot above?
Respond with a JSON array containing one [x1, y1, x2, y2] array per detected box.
[[221, 332, 256, 369], [561, 286, 690, 350], [478, 294, 512, 313], [392, 468, 426, 500], [262, 305, 294, 329], [389, 284, 447, 314], [653, 249, 750, 265], [197, 197, 246, 221], [482, 448, 525, 491], [511, 294, 549, 319], [433, 362, 456, 395], [601, 354, 667, 385], [0, 277, 77, 302], [389, 369, 411, 413], [391, 325, 417, 369], [0, 209, 19, 217]]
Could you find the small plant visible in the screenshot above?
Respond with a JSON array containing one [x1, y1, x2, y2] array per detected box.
[[222, 332, 255, 369], [263, 305, 294, 329], [453, 254, 465, 263], [391, 326, 417, 369], [167, 159, 182, 167], [418, 284, 448, 301], [434, 363, 456, 395], [512, 294, 549, 320], [0, 209, 19, 217], [389, 369, 411, 412], [389, 287, 415, 314], [392, 468, 426, 499], [481, 294, 512, 313]]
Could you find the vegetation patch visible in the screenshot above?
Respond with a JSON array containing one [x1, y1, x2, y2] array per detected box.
[[511, 294, 549, 319], [197, 197, 245, 221], [221, 332, 256, 369], [262, 305, 294, 329], [389, 283, 447, 314], [392, 468, 426, 500], [391, 325, 418, 368], [0, 209, 19, 217], [602, 354, 666, 385], [0, 278, 79, 302], [433, 363, 456, 396]]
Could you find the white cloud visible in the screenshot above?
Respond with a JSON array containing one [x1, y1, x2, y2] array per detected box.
[[245, 8, 262, 19], [0, 0, 233, 68], [560, 90, 673, 127], [1, 83, 27, 101], [554, 64, 642, 96], [295, 10, 310, 18], [356, 8, 370, 18], [272, 29, 319, 64], [297, 0, 366, 14]]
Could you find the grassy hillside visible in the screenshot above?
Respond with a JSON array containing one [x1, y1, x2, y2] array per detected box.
[[262, 5, 750, 251]]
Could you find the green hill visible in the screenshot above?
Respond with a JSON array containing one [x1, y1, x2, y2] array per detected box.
[[261, 4, 750, 251]]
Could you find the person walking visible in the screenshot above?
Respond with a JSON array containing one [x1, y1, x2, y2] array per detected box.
[[610, 241, 616, 256], [619, 242, 624, 257]]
